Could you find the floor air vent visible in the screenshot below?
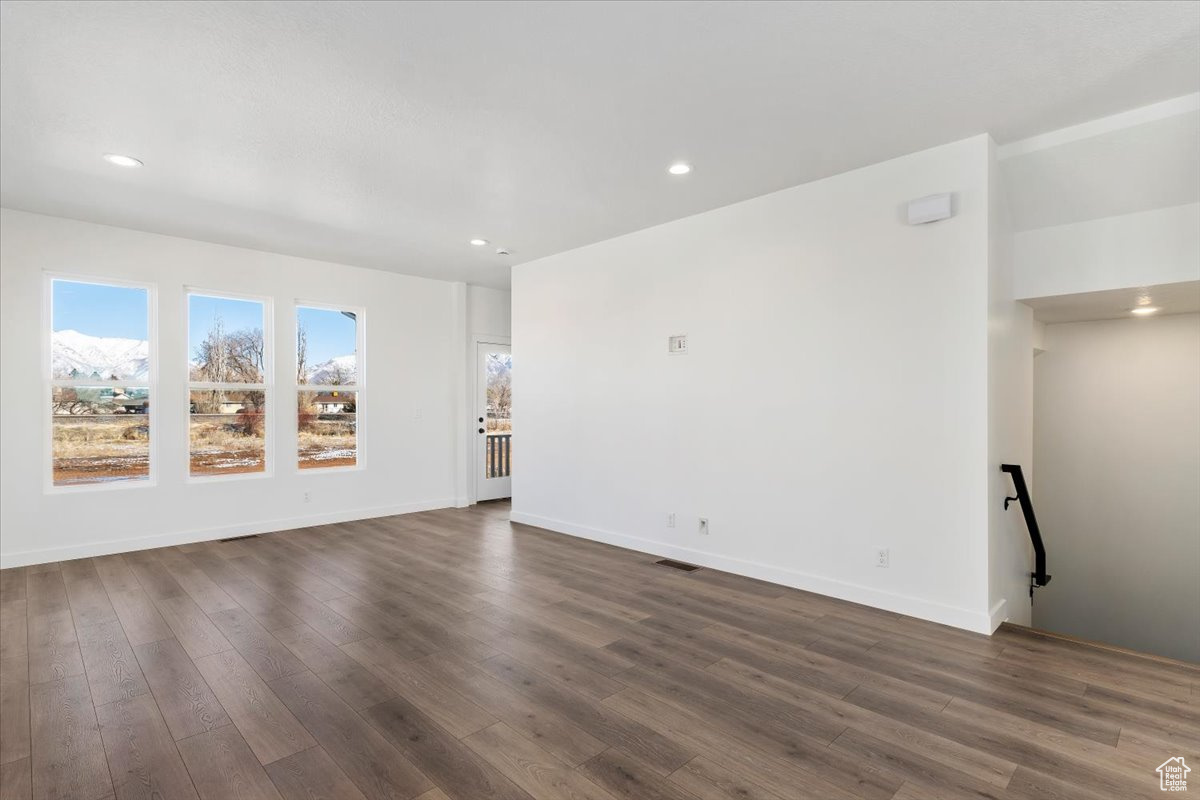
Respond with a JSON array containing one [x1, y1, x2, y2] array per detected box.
[[655, 559, 701, 572], [219, 534, 261, 543]]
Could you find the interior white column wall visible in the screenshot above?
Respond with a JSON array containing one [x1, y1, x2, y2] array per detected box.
[[512, 135, 1002, 632], [988, 140, 1036, 629]]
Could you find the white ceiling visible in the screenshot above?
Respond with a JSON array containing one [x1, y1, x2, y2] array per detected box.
[[2, 1, 1198, 288], [1023, 281, 1200, 324]]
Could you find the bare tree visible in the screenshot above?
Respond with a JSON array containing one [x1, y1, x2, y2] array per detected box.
[[485, 353, 512, 418], [327, 364, 350, 386], [52, 387, 94, 415], [487, 377, 512, 418], [193, 316, 229, 383], [228, 328, 265, 382], [192, 318, 266, 414], [296, 323, 309, 384], [297, 391, 318, 432]]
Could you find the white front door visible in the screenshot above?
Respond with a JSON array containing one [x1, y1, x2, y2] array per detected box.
[[476, 343, 512, 501]]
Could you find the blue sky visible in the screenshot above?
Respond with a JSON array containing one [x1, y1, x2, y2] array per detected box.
[[53, 282, 355, 365], [298, 306, 356, 365], [188, 294, 266, 359], [186, 299, 354, 365], [53, 280, 148, 340]]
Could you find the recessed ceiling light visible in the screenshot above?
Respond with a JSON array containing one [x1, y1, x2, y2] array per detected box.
[[469, 238, 489, 247], [667, 162, 692, 176], [103, 153, 143, 168], [1130, 306, 1159, 315]]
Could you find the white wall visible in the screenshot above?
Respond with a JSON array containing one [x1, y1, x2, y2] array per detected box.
[[1032, 313, 1200, 662], [1013, 203, 1200, 299], [0, 209, 463, 566], [468, 285, 512, 340], [512, 135, 1007, 633], [988, 142, 1035, 628]]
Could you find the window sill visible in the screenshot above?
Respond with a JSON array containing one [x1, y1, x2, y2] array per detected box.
[[295, 464, 365, 476], [45, 478, 156, 495], [185, 470, 274, 485]]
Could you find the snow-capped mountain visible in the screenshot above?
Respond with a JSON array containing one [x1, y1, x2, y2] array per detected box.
[[306, 355, 356, 385], [52, 330, 149, 381], [52, 330, 354, 385]]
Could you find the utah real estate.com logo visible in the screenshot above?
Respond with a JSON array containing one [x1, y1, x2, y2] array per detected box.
[[1158, 757, 1191, 792]]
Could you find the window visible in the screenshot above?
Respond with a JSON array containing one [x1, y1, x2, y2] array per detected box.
[[49, 278, 153, 487], [296, 305, 360, 469], [188, 292, 270, 477]]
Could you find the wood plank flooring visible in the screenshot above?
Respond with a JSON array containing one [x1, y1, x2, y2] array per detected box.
[[1, 501, 1197, 800]]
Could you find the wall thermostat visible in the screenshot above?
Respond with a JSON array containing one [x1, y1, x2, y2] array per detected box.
[[668, 335, 688, 354]]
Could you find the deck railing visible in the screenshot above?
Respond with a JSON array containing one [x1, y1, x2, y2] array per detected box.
[[487, 433, 512, 478]]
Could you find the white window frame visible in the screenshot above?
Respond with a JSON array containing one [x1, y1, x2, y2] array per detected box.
[[185, 288, 274, 482], [44, 273, 158, 494], [295, 300, 365, 473]]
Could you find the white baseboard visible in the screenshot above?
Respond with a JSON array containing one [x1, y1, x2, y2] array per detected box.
[[0, 498, 455, 568], [988, 598, 1010, 633], [510, 510, 997, 635]]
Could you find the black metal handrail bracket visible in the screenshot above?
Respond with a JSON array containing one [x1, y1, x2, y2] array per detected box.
[[1001, 463, 1051, 595]]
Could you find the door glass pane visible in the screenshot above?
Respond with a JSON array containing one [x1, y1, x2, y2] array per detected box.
[[188, 294, 266, 383], [52, 386, 150, 485], [297, 306, 357, 385], [189, 390, 266, 476], [485, 352, 512, 479], [298, 389, 357, 469]]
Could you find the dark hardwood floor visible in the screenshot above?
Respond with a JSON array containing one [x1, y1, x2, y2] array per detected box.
[[0, 500, 1196, 799]]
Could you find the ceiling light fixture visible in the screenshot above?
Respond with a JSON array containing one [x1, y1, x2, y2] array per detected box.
[[469, 238, 489, 247], [103, 153, 143, 168], [1130, 306, 1159, 315], [667, 162, 692, 176]]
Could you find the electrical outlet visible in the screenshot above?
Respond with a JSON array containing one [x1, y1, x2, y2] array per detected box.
[[303, 491, 312, 504], [875, 547, 889, 568], [698, 517, 709, 535], [667, 513, 676, 528]]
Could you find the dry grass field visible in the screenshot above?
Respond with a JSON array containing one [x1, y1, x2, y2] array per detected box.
[[52, 413, 357, 482], [298, 414, 357, 469], [52, 415, 149, 485], [188, 415, 267, 475], [298, 429, 357, 469]]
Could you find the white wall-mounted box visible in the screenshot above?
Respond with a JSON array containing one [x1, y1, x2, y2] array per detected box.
[[907, 193, 954, 225]]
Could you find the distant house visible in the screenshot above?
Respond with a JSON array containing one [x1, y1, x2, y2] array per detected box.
[[313, 392, 351, 413], [110, 393, 148, 414], [186, 396, 261, 415]]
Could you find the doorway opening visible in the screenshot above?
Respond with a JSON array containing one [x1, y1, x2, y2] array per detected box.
[[476, 343, 511, 501]]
